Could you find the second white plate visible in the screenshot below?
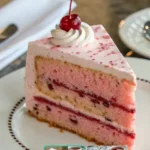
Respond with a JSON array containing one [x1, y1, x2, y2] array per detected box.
[[119, 8, 150, 58]]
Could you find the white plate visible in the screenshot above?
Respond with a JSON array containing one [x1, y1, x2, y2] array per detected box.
[[119, 8, 150, 58], [0, 57, 150, 150]]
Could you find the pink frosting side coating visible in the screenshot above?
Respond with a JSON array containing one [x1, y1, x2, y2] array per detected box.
[[35, 25, 136, 83]]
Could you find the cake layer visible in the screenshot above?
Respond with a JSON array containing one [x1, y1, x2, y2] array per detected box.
[[26, 96, 134, 150], [36, 79, 135, 129], [35, 56, 136, 108]]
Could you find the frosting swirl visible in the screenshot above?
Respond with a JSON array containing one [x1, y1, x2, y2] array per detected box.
[[51, 22, 95, 46]]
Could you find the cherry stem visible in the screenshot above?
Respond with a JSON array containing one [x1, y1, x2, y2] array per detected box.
[[69, 0, 73, 19]]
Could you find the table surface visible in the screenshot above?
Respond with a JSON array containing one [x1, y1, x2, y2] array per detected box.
[[0, 0, 149, 78]]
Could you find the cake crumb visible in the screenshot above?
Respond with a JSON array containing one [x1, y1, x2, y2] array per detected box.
[[49, 123, 53, 127], [59, 128, 64, 133], [37, 117, 44, 122]]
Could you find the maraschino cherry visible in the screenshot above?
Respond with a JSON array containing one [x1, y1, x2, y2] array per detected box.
[[60, 0, 81, 32]]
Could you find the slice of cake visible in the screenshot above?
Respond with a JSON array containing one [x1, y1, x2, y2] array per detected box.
[[25, 13, 136, 150]]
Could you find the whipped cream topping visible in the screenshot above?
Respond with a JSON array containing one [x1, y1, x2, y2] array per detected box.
[[51, 22, 95, 46]]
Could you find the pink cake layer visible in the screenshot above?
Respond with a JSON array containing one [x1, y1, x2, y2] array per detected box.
[[26, 96, 135, 150], [36, 57, 136, 110], [37, 78, 135, 129]]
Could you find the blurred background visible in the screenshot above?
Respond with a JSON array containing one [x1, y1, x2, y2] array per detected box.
[[0, 0, 150, 78]]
